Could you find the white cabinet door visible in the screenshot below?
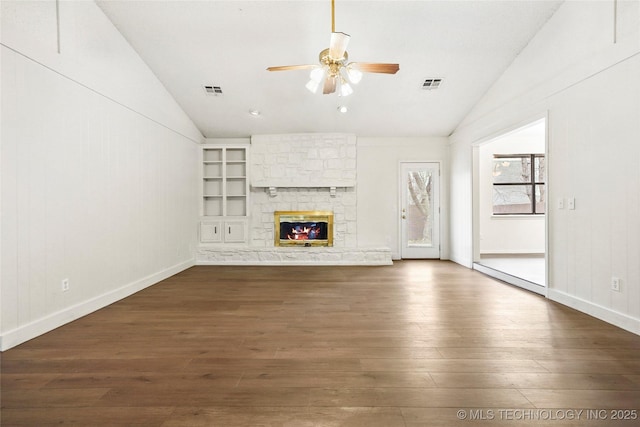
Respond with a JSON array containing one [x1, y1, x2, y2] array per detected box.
[[200, 219, 247, 244], [200, 221, 222, 243], [224, 220, 246, 243]]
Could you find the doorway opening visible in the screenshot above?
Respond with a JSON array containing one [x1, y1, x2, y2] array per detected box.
[[472, 118, 547, 294]]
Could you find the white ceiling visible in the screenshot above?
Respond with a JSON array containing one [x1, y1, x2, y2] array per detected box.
[[96, 0, 563, 139]]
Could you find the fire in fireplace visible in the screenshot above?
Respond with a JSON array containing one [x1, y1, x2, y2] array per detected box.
[[274, 211, 333, 247]]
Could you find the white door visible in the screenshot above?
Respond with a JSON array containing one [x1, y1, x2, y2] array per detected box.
[[401, 162, 440, 259]]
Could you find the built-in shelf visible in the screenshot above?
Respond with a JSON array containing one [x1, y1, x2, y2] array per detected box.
[[200, 144, 249, 244], [201, 146, 248, 217]]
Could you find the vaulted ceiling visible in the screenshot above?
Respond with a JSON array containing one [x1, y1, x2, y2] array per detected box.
[[96, 0, 563, 138]]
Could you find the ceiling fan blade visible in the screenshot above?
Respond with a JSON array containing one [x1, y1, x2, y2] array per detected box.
[[323, 76, 337, 94], [329, 32, 350, 60], [266, 64, 317, 72], [350, 62, 400, 74]]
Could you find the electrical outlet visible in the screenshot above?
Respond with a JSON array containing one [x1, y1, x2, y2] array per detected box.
[[611, 277, 620, 292], [62, 278, 70, 292]]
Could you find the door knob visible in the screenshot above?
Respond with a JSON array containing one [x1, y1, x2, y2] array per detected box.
[[402, 215, 406, 219]]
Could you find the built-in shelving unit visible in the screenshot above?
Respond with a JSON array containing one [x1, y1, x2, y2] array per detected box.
[[200, 144, 249, 243], [202, 147, 224, 216]]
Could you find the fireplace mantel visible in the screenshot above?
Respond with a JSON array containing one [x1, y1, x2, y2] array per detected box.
[[252, 180, 356, 197]]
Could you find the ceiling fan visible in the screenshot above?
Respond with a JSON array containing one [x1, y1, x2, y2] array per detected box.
[[267, 0, 399, 96]]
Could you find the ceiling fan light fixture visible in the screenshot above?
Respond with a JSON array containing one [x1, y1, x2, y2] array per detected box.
[[266, 0, 399, 96], [346, 66, 363, 84], [310, 67, 326, 83], [339, 81, 353, 97], [306, 79, 321, 94]]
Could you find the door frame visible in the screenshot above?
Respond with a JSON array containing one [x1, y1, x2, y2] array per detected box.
[[470, 113, 549, 295], [398, 161, 442, 259]]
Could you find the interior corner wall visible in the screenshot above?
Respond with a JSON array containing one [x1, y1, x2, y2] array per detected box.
[[448, 140, 473, 267], [356, 137, 450, 260], [449, 0, 640, 334], [0, 1, 202, 350]]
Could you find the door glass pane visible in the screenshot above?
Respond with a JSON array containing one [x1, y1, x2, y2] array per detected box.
[[406, 170, 433, 247]]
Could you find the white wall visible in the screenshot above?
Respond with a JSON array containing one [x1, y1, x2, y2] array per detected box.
[[357, 137, 449, 259], [1, 1, 203, 350], [449, 0, 640, 333], [1, 0, 201, 142], [478, 127, 545, 254]]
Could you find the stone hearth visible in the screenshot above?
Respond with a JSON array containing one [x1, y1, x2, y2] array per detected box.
[[197, 247, 392, 265]]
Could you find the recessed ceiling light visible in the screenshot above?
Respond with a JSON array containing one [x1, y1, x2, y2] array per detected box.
[[337, 106, 348, 113], [249, 110, 261, 116]]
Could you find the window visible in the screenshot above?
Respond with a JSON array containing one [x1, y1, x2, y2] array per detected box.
[[492, 154, 545, 215]]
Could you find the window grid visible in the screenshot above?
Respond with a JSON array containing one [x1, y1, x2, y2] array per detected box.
[[492, 154, 545, 215]]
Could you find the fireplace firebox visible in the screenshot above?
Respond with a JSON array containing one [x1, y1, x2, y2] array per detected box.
[[274, 211, 334, 247]]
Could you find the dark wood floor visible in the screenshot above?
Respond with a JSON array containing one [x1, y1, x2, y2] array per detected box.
[[2, 261, 640, 426]]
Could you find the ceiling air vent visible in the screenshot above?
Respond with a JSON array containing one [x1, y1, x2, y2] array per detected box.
[[422, 78, 442, 90], [203, 85, 223, 96]]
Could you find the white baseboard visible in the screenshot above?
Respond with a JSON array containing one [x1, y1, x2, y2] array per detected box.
[[450, 253, 473, 269], [0, 259, 195, 351], [480, 252, 545, 256], [473, 262, 546, 296], [548, 289, 640, 336]]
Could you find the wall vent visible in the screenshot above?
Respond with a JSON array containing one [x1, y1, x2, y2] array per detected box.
[[203, 85, 223, 96], [422, 78, 442, 90]]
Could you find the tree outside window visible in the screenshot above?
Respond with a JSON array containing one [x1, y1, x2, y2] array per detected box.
[[407, 171, 433, 244]]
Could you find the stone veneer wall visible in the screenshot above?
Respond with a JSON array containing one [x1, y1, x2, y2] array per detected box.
[[250, 133, 357, 188], [249, 133, 357, 248]]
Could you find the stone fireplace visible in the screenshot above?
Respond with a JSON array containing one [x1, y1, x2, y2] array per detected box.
[[249, 133, 357, 248], [196, 133, 392, 265]]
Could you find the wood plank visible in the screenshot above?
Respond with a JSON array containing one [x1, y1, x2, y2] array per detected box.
[[164, 407, 406, 427], [2, 261, 640, 425]]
